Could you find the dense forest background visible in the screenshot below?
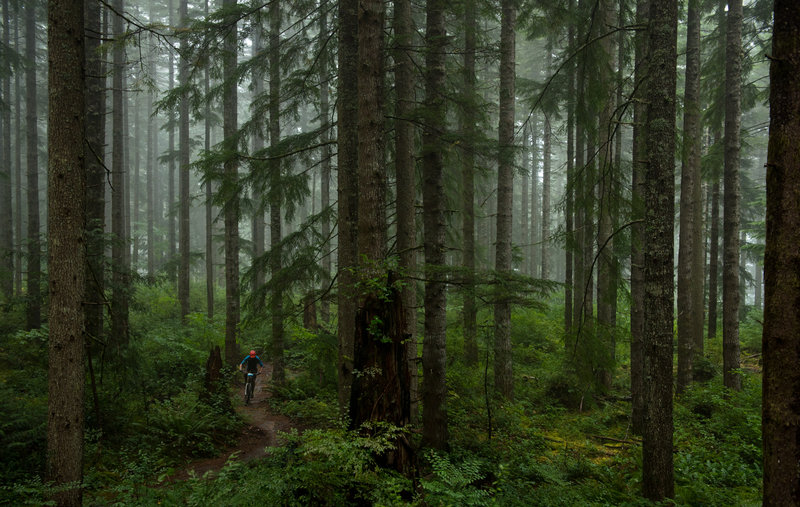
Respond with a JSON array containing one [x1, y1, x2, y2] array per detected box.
[[1, 0, 798, 505]]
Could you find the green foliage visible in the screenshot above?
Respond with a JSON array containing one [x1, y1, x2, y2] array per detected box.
[[674, 381, 763, 505], [421, 450, 491, 506]]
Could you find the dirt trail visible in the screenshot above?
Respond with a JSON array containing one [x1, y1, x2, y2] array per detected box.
[[166, 362, 293, 481]]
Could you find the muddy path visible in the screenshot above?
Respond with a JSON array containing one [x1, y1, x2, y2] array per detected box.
[[166, 362, 294, 481]]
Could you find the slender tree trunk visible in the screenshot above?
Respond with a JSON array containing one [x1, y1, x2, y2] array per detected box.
[[319, 0, 332, 324], [530, 119, 539, 277], [565, 4, 575, 334], [132, 93, 141, 272], [269, 0, 285, 384], [642, 0, 677, 500], [521, 128, 529, 276], [596, 0, 617, 391], [25, 0, 41, 329], [204, 0, 214, 316], [422, 0, 448, 449], [754, 262, 762, 310], [494, 0, 516, 400], [541, 43, 552, 280], [222, 0, 240, 365], [146, 3, 156, 281], [722, 0, 742, 391], [336, 0, 358, 412], [629, 0, 648, 438], [167, 0, 177, 284], [85, 0, 106, 349], [111, 0, 129, 346], [762, 2, 800, 501], [461, 0, 478, 365], [0, 0, 11, 298], [708, 176, 720, 339], [46, 0, 86, 503], [178, 0, 190, 319], [14, 11, 22, 297], [251, 24, 265, 304], [676, 0, 702, 393], [394, 0, 418, 415]]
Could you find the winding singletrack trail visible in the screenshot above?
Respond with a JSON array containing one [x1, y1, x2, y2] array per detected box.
[[167, 362, 294, 481]]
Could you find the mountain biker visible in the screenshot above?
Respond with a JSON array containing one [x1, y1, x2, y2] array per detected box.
[[239, 350, 264, 384]]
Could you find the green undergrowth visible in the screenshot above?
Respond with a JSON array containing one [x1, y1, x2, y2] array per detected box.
[[1, 286, 764, 505]]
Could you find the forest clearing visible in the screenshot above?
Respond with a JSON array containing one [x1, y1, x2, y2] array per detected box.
[[1, 0, 798, 505]]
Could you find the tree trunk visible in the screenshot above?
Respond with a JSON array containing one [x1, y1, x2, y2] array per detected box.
[[85, 0, 106, 349], [336, 0, 358, 413], [422, 0, 448, 449], [46, 0, 86, 503], [111, 0, 129, 346], [707, 178, 720, 340], [676, 0, 702, 393], [529, 119, 539, 278], [565, 4, 575, 334], [596, 0, 616, 391], [269, 0, 285, 385], [494, 0, 515, 400], [541, 42, 552, 280], [222, 0, 240, 365], [167, 0, 177, 284], [722, 0, 742, 391], [349, 0, 412, 472], [319, 1, 332, 324], [178, 0, 190, 320], [642, 0, 676, 500], [14, 10, 22, 297], [0, 0, 11, 298], [394, 0, 419, 414], [25, 0, 41, 329], [629, 0, 648, 438], [204, 0, 214, 317], [251, 24, 265, 304], [762, 2, 800, 501]]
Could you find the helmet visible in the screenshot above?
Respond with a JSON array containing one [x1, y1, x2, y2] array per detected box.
[[249, 350, 256, 357]]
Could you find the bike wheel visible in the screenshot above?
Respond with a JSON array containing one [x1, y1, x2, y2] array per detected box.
[[244, 382, 252, 404]]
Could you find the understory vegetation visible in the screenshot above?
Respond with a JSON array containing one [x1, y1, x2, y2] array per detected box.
[[0, 282, 763, 505]]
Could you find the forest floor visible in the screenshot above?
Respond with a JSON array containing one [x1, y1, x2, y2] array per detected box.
[[166, 362, 294, 481]]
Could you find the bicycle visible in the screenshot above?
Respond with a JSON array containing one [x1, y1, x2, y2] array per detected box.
[[244, 371, 259, 405]]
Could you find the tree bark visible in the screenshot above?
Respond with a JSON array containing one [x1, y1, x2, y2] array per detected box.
[[268, 0, 285, 385], [676, 0, 702, 394], [336, 0, 358, 413], [422, 0, 448, 449], [707, 178, 720, 340], [46, 0, 86, 503], [167, 0, 177, 284], [629, 0, 648, 438], [596, 0, 617, 391], [25, 0, 41, 329], [204, 0, 214, 316], [14, 9, 22, 297], [178, 0, 190, 320], [251, 23, 265, 305], [0, 0, 11, 298], [541, 42, 552, 281], [642, 0, 677, 500], [393, 0, 419, 415], [494, 0, 515, 400], [762, 2, 800, 501], [111, 0, 129, 346], [349, 0, 412, 472], [85, 0, 106, 350], [222, 0, 240, 365], [722, 0, 743, 392], [565, 4, 575, 334], [319, 1, 332, 324]]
